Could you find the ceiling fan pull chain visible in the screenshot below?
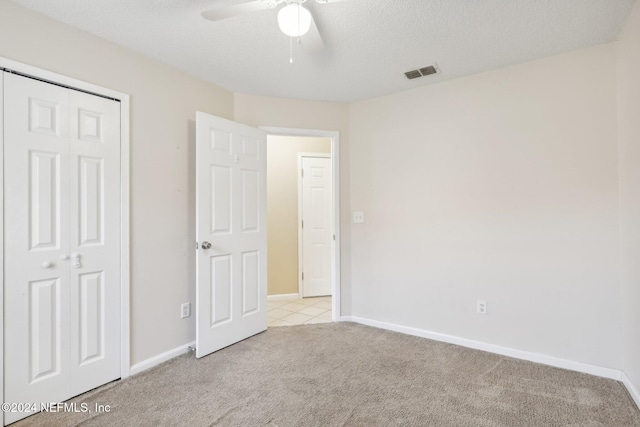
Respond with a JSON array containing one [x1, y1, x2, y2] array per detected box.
[[290, 36, 294, 64]]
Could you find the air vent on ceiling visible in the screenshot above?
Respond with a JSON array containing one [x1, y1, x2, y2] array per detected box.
[[419, 66, 437, 76], [404, 70, 422, 80], [404, 64, 439, 80]]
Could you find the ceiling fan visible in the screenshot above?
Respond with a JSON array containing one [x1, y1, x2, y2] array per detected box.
[[201, 0, 347, 54]]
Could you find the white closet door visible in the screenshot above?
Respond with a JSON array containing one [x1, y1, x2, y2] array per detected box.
[[68, 90, 121, 397], [3, 73, 121, 424], [4, 75, 72, 424]]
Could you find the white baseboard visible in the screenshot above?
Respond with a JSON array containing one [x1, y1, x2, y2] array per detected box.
[[340, 315, 621, 381], [267, 293, 299, 301], [622, 372, 640, 410], [129, 341, 195, 376]]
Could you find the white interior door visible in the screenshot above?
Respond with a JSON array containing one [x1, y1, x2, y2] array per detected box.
[[195, 112, 267, 359], [3, 73, 121, 424], [300, 156, 332, 297]]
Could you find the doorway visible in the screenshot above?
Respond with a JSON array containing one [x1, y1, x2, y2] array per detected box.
[[263, 128, 340, 327]]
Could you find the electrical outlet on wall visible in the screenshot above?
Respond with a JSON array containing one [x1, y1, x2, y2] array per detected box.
[[477, 300, 487, 315], [353, 211, 365, 223], [181, 302, 191, 319]]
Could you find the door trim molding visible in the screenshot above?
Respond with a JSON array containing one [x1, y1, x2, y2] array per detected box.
[[261, 127, 341, 321], [0, 57, 132, 418], [297, 153, 331, 298]]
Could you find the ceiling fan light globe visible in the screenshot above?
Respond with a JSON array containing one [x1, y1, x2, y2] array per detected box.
[[277, 4, 312, 37]]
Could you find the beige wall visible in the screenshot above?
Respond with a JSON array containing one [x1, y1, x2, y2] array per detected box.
[[617, 0, 640, 397], [349, 44, 622, 369], [267, 136, 331, 295], [234, 93, 351, 313], [0, 1, 234, 365]]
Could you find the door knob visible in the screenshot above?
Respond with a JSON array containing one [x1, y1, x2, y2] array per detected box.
[[201, 241, 212, 250], [42, 261, 53, 269]]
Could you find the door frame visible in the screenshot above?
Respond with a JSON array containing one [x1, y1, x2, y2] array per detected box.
[[262, 127, 341, 321], [0, 56, 132, 414], [297, 153, 331, 298]]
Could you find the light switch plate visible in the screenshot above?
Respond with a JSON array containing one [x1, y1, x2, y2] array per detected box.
[[353, 211, 365, 224]]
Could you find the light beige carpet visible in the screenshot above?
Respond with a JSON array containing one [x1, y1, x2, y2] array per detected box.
[[14, 322, 640, 426]]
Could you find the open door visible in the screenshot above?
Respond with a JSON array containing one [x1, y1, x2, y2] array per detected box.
[[195, 112, 267, 358]]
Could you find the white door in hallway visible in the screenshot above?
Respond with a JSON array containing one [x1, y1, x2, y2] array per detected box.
[[3, 73, 121, 425], [300, 156, 332, 297], [195, 112, 267, 358]]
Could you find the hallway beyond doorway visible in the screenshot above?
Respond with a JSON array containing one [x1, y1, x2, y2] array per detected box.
[[267, 297, 332, 327]]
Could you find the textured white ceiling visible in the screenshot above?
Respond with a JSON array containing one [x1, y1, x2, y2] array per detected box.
[[10, 0, 636, 102]]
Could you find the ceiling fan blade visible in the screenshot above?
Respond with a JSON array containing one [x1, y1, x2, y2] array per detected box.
[[201, 1, 273, 22], [303, 12, 325, 52]]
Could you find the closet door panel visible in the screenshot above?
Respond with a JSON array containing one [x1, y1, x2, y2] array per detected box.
[[68, 90, 121, 396], [3, 72, 72, 425]]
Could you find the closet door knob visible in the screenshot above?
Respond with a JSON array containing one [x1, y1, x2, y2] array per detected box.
[[72, 253, 82, 268], [42, 261, 53, 269], [201, 241, 212, 250]]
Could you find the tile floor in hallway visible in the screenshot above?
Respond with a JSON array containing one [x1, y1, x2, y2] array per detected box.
[[267, 296, 332, 327]]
